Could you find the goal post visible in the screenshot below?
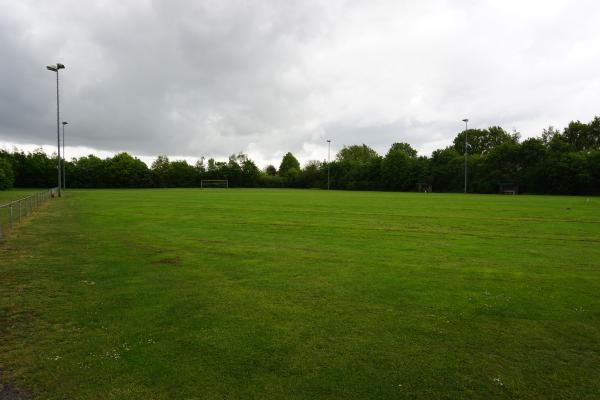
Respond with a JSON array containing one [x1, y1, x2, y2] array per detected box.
[[201, 179, 229, 188]]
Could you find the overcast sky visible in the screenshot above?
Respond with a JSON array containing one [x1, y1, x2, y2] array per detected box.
[[1, 0, 599, 167]]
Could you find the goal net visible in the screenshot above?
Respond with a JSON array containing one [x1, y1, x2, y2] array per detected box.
[[201, 179, 228, 188]]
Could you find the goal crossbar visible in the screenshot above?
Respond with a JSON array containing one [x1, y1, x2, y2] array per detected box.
[[201, 179, 228, 188]]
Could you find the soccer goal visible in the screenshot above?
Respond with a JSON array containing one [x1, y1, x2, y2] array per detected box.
[[201, 179, 228, 188]]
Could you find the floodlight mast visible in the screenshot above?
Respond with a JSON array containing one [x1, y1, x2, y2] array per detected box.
[[47, 63, 65, 197], [327, 139, 331, 190], [62, 121, 68, 189], [462, 118, 469, 193]]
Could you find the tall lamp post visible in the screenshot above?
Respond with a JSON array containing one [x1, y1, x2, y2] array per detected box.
[[62, 121, 68, 189], [47, 63, 65, 197], [326, 139, 331, 190], [462, 118, 469, 193]]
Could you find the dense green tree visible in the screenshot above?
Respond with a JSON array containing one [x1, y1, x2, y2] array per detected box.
[[68, 155, 107, 188], [2, 114, 599, 195], [518, 138, 547, 193], [472, 142, 521, 193], [166, 160, 197, 187], [430, 147, 463, 192], [265, 165, 277, 176], [223, 153, 245, 186], [241, 158, 260, 187], [279, 152, 300, 175], [149, 156, 199, 188], [588, 150, 600, 194], [192, 153, 259, 187], [151, 155, 171, 187], [206, 158, 217, 173], [278, 152, 300, 183], [388, 142, 418, 158], [332, 144, 382, 190], [541, 126, 562, 145], [381, 143, 422, 191], [0, 156, 14, 190], [563, 118, 600, 151], [258, 172, 283, 188], [453, 126, 517, 155], [10, 149, 56, 188], [544, 151, 591, 194], [106, 153, 152, 188], [336, 144, 380, 163], [195, 158, 206, 173], [297, 160, 324, 188]]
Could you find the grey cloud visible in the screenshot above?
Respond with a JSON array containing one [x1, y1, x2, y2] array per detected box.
[[1, 0, 600, 167]]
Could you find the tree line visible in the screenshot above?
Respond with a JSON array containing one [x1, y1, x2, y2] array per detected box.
[[1, 116, 599, 195]]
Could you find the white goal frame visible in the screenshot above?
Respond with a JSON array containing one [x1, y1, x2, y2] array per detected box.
[[201, 179, 229, 188]]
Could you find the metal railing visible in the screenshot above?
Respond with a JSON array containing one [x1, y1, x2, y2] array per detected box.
[[0, 188, 58, 241]]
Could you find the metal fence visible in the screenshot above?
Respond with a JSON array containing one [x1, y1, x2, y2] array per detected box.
[[0, 188, 58, 240]]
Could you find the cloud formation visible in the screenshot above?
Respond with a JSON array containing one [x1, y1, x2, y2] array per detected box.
[[1, 0, 599, 166]]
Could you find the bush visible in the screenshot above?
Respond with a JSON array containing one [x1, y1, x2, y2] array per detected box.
[[257, 173, 284, 188]]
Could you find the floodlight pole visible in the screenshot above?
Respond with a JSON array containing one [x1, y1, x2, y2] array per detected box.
[[462, 118, 469, 193], [62, 121, 68, 189], [47, 63, 65, 197], [55, 69, 61, 196], [327, 139, 331, 190]]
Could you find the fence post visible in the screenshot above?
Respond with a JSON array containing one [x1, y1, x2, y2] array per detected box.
[[9, 204, 13, 228]]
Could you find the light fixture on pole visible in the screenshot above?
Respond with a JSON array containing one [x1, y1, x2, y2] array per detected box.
[[62, 121, 68, 189], [462, 118, 469, 193], [327, 139, 331, 190], [47, 63, 65, 197]]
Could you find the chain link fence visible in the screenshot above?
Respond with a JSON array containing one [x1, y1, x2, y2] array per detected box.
[[0, 188, 58, 241]]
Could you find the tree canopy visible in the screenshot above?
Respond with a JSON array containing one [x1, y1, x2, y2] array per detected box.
[[453, 126, 518, 155], [278, 152, 301, 182], [2, 115, 599, 195], [0, 153, 14, 190]]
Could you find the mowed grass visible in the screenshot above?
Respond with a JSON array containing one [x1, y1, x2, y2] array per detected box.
[[0, 189, 46, 230], [1, 189, 599, 399], [0, 189, 40, 204]]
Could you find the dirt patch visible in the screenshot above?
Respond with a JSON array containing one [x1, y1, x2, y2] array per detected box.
[[152, 257, 182, 266], [0, 384, 31, 400]]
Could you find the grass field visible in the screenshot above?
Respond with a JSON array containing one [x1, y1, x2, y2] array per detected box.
[[0, 189, 39, 204], [0, 189, 48, 233], [1, 189, 599, 399]]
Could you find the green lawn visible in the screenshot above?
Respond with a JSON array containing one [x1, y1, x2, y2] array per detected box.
[[1, 189, 599, 399], [0, 189, 40, 204], [0, 189, 50, 231]]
